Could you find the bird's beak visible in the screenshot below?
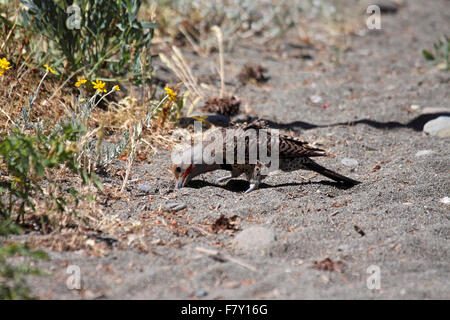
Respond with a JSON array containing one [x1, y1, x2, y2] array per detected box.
[[175, 176, 185, 189], [174, 164, 194, 189]]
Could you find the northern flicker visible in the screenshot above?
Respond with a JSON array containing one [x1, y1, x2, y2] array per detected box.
[[172, 120, 360, 193]]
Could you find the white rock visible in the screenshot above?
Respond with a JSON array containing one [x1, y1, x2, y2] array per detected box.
[[309, 95, 322, 104], [232, 226, 276, 252], [440, 197, 450, 205], [341, 158, 359, 167], [410, 104, 420, 111], [423, 116, 450, 137], [162, 201, 186, 212], [415, 150, 435, 157]]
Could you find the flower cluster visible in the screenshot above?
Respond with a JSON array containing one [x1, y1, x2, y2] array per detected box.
[[0, 58, 12, 77], [92, 79, 107, 93], [75, 77, 120, 93], [75, 78, 87, 87], [165, 87, 177, 102], [43, 64, 56, 74]]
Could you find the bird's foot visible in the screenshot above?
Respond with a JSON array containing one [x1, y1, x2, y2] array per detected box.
[[244, 183, 259, 194], [216, 175, 232, 184]]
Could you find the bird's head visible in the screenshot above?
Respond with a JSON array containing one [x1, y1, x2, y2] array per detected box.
[[172, 140, 222, 189], [172, 162, 221, 189], [173, 163, 196, 189]]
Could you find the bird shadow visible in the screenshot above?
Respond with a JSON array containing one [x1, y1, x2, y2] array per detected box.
[[186, 178, 357, 193], [235, 112, 449, 132]]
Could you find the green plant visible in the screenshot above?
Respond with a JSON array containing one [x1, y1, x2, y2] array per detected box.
[[0, 220, 49, 300], [423, 36, 450, 71], [0, 123, 101, 224], [20, 0, 158, 82]]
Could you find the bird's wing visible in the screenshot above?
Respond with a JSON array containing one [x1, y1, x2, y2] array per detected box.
[[199, 121, 326, 163], [278, 134, 326, 158]]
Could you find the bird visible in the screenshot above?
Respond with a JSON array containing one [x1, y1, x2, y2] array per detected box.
[[172, 120, 360, 193]]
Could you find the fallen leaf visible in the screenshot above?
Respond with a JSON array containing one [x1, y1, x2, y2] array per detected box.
[[211, 214, 240, 233], [312, 258, 345, 272], [332, 201, 348, 208]]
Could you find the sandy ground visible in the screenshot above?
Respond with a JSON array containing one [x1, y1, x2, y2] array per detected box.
[[24, 0, 449, 299]]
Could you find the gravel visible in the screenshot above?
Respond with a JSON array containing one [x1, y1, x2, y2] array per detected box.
[[23, 0, 450, 300]]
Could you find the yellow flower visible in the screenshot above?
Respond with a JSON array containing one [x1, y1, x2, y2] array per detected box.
[[0, 58, 12, 70], [113, 85, 120, 91], [75, 78, 87, 87], [0, 69, 4, 77], [43, 64, 56, 74], [165, 87, 177, 102], [92, 79, 107, 93]]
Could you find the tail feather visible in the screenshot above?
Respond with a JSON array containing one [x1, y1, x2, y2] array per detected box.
[[304, 159, 360, 186]]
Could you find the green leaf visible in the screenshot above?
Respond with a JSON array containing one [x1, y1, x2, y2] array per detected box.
[[422, 50, 435, 61], [140, 22, 159, 29]]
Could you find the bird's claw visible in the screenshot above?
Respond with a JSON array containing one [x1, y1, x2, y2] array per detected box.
[[244, 183, 259, 194], [216, 175, 232, 184]]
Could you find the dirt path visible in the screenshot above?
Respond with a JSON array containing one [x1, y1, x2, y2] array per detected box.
[[27, 0, 449, 299]]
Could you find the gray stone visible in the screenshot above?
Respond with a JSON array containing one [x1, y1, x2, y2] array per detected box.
[[415, 150, 435, 157], [195, 289, 208, 297], [137, 184, 153, 193], [423, 116, 450, 137], [232, 226, 276, 252], [162, 202, 187, 212], [341, 158, 359, 167]]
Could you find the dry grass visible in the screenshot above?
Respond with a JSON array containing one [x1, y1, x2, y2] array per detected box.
[[0, 44, 181, 258], [1, 0, 369, 258]]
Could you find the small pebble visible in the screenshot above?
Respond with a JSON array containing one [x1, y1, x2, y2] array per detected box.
[[195, 290, 208, 297], [162, 202, 187, 212], [341, 158, 359, 167], [423, 116, 450, 137], [137, 184, 153, 194], [415, 150, 435, 157], [232, 226, 276, 252], [309, 95, 322, 104]]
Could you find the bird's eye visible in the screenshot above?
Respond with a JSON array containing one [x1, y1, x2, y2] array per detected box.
[[176, 167, 181, 173]]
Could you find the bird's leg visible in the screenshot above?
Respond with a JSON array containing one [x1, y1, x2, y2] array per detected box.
[[216, 174, 233, 183], [245, 171, 262, 193], [216, 167, 242, 184], [244, 181, 260, 194], [244, 162, 264, 194]]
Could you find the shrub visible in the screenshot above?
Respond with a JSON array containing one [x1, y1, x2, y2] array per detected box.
[[0, 221, 49, 300], [20, 0, 158, 82], [0, 123, 101, 224]]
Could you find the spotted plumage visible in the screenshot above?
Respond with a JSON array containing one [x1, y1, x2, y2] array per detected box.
[[172, 120, 360, 193]]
